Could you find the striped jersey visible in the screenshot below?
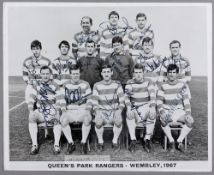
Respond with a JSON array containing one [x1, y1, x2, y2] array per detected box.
[[72, 30, 101, 59], [22, 55, 51, 85], [58, 79, 92, 111], [135, 52, 163, 83], [100, 25, 130, 60], [159, 55, 191, 83], [157, 81, 191, 115], [128, 25, 154, 57], [91, 80, 125, 111], [28, 80, 60, 117], [125, 78, 156, 109], [105, 52, 134, 85], [52, 56, 77, 86]]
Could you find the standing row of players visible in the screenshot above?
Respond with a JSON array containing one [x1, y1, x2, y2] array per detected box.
[[22, 11, 192, 155]]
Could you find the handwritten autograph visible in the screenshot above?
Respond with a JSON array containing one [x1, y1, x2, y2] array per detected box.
[[124, 88, 155, 126], [99, 17, 133, 36], [65, 87, 92, 105], [38, 83, 58, 125], [78, 31, 99, 46]]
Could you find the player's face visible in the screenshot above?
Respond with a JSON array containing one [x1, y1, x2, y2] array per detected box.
[[71, 69, 80, 83], [167, 69, 177, 82], [109, 15, 119, 27], [136, 16, 147, 29], [113, 42, 123, 54], [41, 69, 51, 83], [142, 41, 153, 54], [60, 44, 69, 55], [170, 43, 180, 57], [101, 68, 113, 82], [31, 46, 41, 58], [86, 43, 95, 55], [134, 68, 144, 82], [81, 18, 91, 33]]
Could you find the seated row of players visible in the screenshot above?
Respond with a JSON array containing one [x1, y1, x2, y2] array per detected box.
[[27, 63, 193, 155]]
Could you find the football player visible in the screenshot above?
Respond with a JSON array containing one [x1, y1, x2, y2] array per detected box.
[[23, 40, 51, 104], [27, 66, 61, 155], [72, 16, 100, 60], [91, 64, 125, 152], [125, 63, 156, 153], [157, 64, 194, 152], [52, 40, 76, 86], [59, 65, 92, 154]]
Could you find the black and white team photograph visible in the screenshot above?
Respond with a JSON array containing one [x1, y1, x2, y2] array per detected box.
[[3, 2, 212, 172]]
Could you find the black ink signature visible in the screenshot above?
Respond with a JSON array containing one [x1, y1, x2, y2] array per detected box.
[[38, 83, 57, 125], [78, 31, 99, 46], [100, 83, 121, 119], [54, 59, 73, 78], [125, 88, 155, 126], [99, 17, 133, 36], [65, 87, 92, 105]]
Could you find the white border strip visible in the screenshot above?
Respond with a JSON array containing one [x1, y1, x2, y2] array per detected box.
[[3, 2, 212, 172]]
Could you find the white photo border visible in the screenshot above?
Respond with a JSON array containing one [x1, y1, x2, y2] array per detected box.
[[3, 2, 213, 172]]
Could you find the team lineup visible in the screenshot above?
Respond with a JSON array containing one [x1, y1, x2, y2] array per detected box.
[[22, 11, 194, 156]]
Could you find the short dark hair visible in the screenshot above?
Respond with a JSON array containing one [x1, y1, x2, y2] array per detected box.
[[169, 40, 181, 48], [142, 37, 153, 46], [31, 40, 42, 50], [81, 16, 93, 25], [70, 64, 80, 72], [101, 64, 112, 71], [167, 64, 179, 74], [134, 63, 144, 71], [58, 40, 70, 49], [112, 36, 123, 46], [108, 11, 119, 19], [86, 40, 95, 47], [40, 66, 52, 74], [136, 13, 147, 20]]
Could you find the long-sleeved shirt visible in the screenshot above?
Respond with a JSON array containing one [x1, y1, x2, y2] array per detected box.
[[77, 56, 103, 88], [28, 80, 61, 118], [159, 55, 191, 83], [91, 80, 125, 111], [72, 30, 101, 59], [135, 52, 163, 83], [52, 56, 76, 86], [58, 79, 92, 111], [105, 52, 134, 85], [125, 78, 156, 109], [22, 55, 51, 85], [157, 81, 191, 115], [100, 25, 130, 60], [128, 25, 154, 57]]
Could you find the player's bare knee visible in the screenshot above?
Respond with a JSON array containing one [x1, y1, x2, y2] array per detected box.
[[29, 112, 37, 123], [95, 117, 103, 129], [126, 112, 134, 120], [114, 119, 122, 128], [185, 115, 194, 128], [83, 116, 91, 126], [60, 117, 68, 128]]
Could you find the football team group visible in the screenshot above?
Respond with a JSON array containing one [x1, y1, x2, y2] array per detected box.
[[22, 11, 194, 156]]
